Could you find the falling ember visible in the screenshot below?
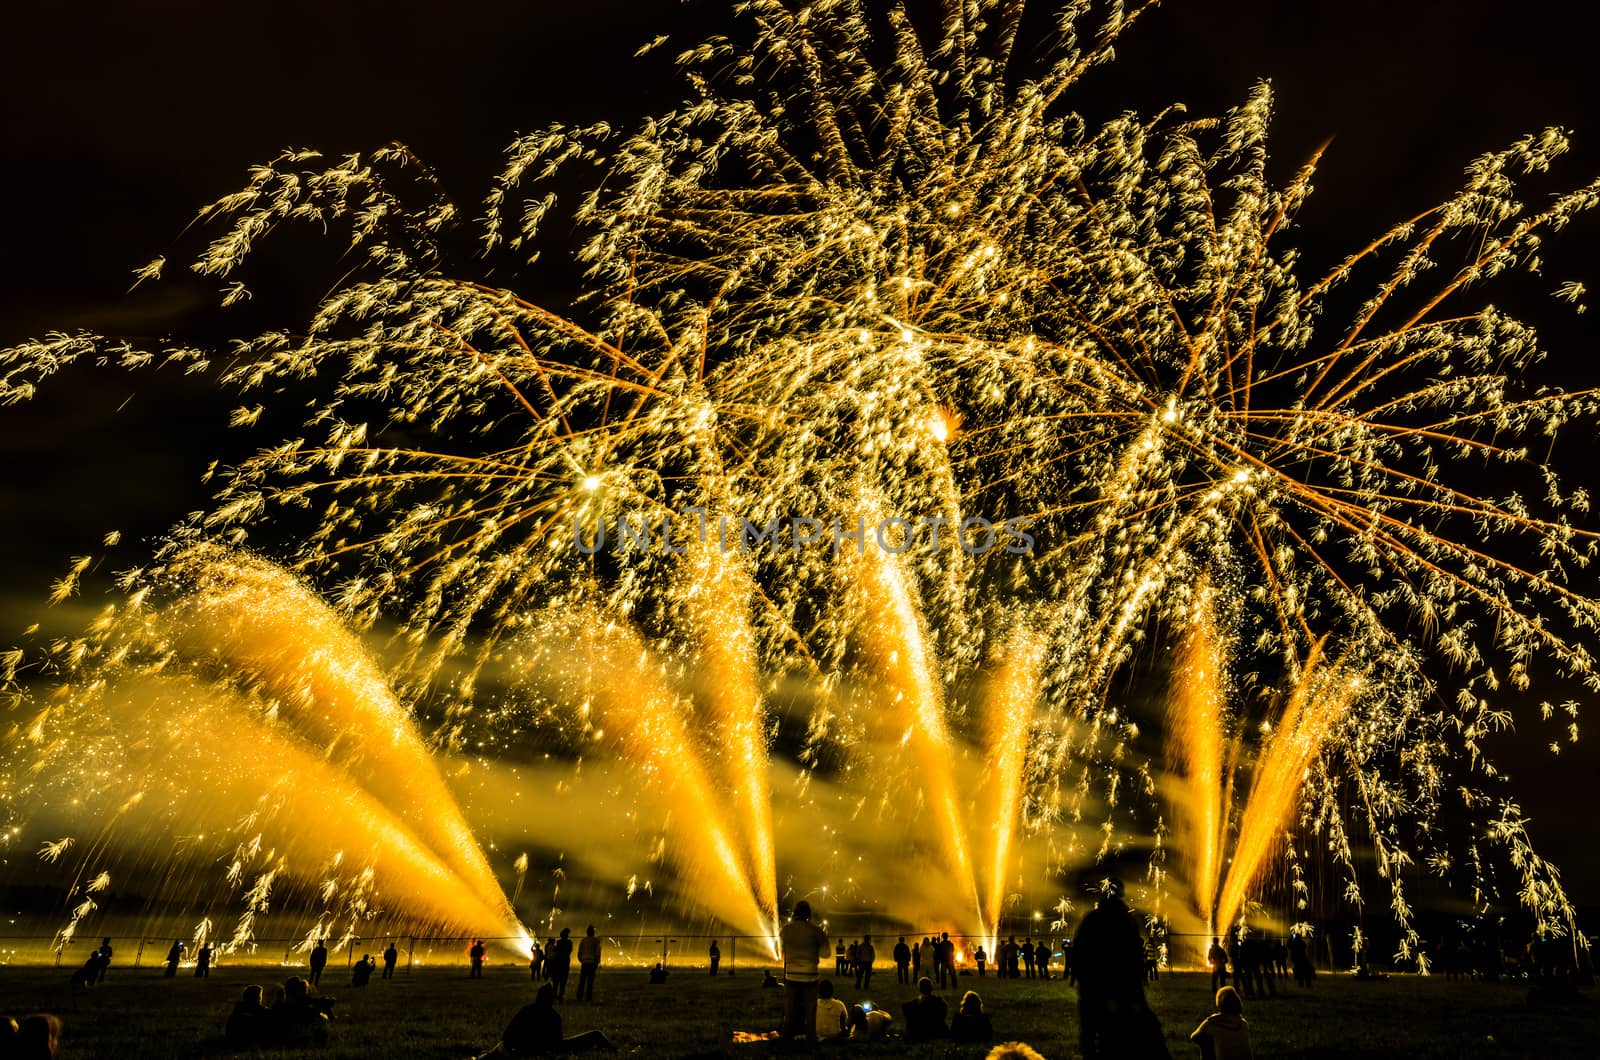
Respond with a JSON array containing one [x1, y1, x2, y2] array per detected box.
[[1167, 583, 1230, 933], [1214, 642, 1358, 932], [980, 619, 1045, 949]]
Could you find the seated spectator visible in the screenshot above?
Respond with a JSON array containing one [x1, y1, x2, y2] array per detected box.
[[1190, 985, 1253, 1060], [847, 1004, 893, 1041], [483, 983, 614, 1056], [226, 985, 271, 1049], [815, 980, 848, 1041], [15, 1014, 62, 1059], [272, 976, 331, 1048], [351, 955, 376, 987], [950, 990, 994, 1044], [760, 970, 780, 988], [902, 977, 949, 1041], [647, 963, 669, 985]]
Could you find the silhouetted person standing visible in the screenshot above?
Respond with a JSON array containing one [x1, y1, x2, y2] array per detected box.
[[894, 937, 912, 984], [1227, 933, 1249, 998], [1209, 937, 1229, 992], [836, 937, 847, 976], [709, 939, 721, 976], [1071, 878, 1169, 1059], [308, 939, 328, 986], [470, 939, 486, 978], [97, 937, 113, 983], [1288, 933, 1314, 987], [195, 942, 213, 977], [856, 934, 876, 989], [382, 942, 398, 979], [576, 925, 601, 1001], [164, 940, 184, 977], [937, 932, 956, 988], [549, 928, 574, 1000], [779, 900, 829, 1042], [1022, 936, 1036, 978]]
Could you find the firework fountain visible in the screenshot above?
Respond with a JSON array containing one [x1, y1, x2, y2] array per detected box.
[[3, 0, 1599, 961]]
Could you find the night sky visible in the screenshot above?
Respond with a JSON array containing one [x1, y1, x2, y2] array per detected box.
[[3, 2, 1599, 898]]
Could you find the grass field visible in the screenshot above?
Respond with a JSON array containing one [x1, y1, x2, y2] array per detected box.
[[2, 962, 1595, 1058]]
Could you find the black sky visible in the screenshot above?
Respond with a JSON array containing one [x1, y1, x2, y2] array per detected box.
[[3, 1, 1599, 898]]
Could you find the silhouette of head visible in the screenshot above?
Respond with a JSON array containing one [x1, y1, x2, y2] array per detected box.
[[535, 983, 557, 1008], [985, 1043, 1047, 1060], [961, 990, 983, 1014], [917, 976, 934, 995], [586, 925, 596, 936], [863, 934, 871, 944], [16, 1015, 61, 1056], [793, 900, 812, 922], [1217, 985, 1243, 1015], [819, 979, 835, 999], [240, 985, 263, 1005], [283, 976, 309, 1001], [560, 928, 570, 938]]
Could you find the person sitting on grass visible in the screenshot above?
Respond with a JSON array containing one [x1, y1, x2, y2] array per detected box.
[[848, 1004, 894, 1041], [902, 976, 949, 1040], [15, 1014, 63, 1059], [481, 983, 614, 1057], [648, 962, 669, 985], [950, 990, 994, 1044], [815, 980, 849, 1041], [272, 976, 331, 1048], [226, 985, 271, 1049], [1189, 985, 1252, 1060]]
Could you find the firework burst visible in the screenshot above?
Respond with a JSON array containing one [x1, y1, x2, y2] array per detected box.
[[3, 0, 1598, 955]]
